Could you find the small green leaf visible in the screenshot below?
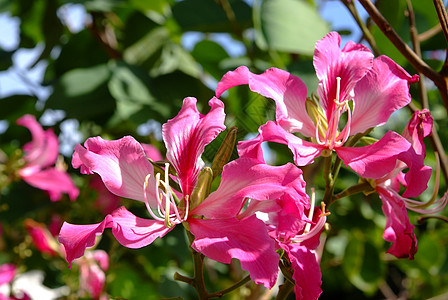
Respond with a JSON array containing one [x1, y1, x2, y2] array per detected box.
[[256, 0, 329, 55]]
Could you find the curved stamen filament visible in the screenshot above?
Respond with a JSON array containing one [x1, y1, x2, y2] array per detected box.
[[304, 188, 316, 234], [143, 174, 165, 222]]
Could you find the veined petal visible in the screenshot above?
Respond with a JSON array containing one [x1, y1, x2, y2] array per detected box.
[[59, 207, 172, 266], [377, 187, 417, 260], [17, 114, 59, 170], [351, 56, 418, 134], [216, 66, 315, 137], [72, 136, 158, 205], [189, 216, 279, 288], [336, 131, 411, 179], [398, 150, 432, 198], [162, 97, 225, 196], [20, 168, 79, 201], [282, 243, 322, 300], [238, 121, 324, 166], [192, 157, 308, 219], [313, 32, 373, 120]]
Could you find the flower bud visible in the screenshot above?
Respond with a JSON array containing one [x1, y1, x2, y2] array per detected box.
[[190, 167, 213, 209]]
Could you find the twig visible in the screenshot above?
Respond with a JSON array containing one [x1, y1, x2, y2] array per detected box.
[[341, 0, 380, 56], [357, 0, 439, 83], [406, 0, 429, 109]]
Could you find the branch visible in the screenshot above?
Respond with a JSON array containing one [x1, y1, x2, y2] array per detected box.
[[357, 0, 439, 82], [341, 0, 380, 56]]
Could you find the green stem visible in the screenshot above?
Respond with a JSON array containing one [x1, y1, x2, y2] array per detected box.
[[331, 182, 374, 205], [275, 279, 295, 300], [322, 155, 334, 206], [207, 275, 251, 298]]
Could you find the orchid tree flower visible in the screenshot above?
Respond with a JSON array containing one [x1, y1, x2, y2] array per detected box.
[[365, 110, 447, 259], [16, 115, 79, 201], [216, 32, 420, 182], [59, 97, 308, 288], [77, 250, 109, 300]]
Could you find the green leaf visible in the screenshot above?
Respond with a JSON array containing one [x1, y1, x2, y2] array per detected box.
[[256, 0, 329, 55], [107, 61, 170, 125], [172, 0, 252, 33], [342, 230, 384, 294], [45, 64, 115, 124], [0, 48, 13, 71], [191, 40, 230, 80], [0, 95, 37, 122]]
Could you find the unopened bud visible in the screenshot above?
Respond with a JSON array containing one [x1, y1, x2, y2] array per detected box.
[[190, 167, 213, 209], [211, 127, 237, 179], [305, 95, 327, 137]]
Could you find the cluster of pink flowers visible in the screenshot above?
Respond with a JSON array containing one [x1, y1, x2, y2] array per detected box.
[[57, 32, 446, 299], [16, 115, 79, 202]]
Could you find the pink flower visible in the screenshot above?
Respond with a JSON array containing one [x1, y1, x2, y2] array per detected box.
[[59, 97, 308, 288], [77, 250, 108, 299], [217, 32, 420, 181], [0, 264, 16, 285], [16, 115, 79, 201], [24, 219, 60, 257], [373, 110, 446, 259]]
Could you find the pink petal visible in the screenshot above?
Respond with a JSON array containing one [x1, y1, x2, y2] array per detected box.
[[377, 187, 417, 259], [216, 66, 315, 137], [90, 175, 122, 214], [162, 97, 225, 196], [238, 121, 324, 166], [72, 136, 158, 205], [78, 258, 106, 299], [20, 168, 79, 201], [401, 109, 433, 157], [336, 131, 411, 179], [24, 219, 58, 256], [282, 243, 322, 300], [0, 263, 16, 285], [91, 250, 109, 271], [17, 114, 59, 170], [59, 207, 172, 266], [313, 32, 373, 121], [189, 216, 279, 288], [141, 143, 163, 161], [351, 56, 418, 134], [398, 150, 432, 198], [192, 157, 308, 219]]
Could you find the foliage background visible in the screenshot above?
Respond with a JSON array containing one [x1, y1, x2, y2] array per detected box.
[[0, 0, 447, 299]]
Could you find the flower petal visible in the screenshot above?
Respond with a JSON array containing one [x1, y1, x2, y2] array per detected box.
[[162, 97, 225, 196], [313, 32, 373, 121], [351, 56, 418, 134], [192, 157, 308, 219], [72, 136, 157, 205], [17, 114, 59, 170], [282, 243, 322, 300], [0, 263, 16, 285], [377, 187, 417, 259], [238, 121, 324, 166], [401, 109, 433, 157], [20, 168, 79, 201], [59, 207, 172, 266], [216, 66, 315, 136], [189, 216, 279, 288], [336, 131, 411, 179]]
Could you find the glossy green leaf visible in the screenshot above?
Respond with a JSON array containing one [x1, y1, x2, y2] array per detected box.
[[172, 0, 252, 32], [45, 64, 115, 124], [191, 40, 229, 79], [256, 0, 329, 55]]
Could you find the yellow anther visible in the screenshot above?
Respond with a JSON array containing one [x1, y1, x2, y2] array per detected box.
[[319, 202, 331, 217]]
